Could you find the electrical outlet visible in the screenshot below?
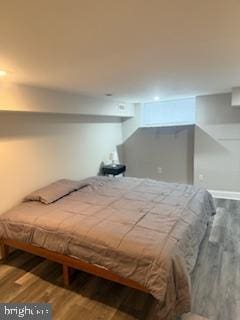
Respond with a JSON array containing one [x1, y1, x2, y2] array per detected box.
[[118, 105, 126, 112], [157, 167, 162, 174], [199, 174, 204, 181]]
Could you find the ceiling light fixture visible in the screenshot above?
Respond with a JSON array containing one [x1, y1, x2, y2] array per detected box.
[[0, 70, 7, 77], [154, 96, 160, 101]]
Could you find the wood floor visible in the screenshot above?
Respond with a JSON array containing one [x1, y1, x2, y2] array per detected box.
[[191, 198, 240, 320], [0, 198, 239, 320]]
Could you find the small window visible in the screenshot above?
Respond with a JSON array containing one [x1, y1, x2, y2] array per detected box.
[[141, 97, 196, 127]]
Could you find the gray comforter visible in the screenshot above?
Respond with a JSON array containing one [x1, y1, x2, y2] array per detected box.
[[0, 177, 215, 319]]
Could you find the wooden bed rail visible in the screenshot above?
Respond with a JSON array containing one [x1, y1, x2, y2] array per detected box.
[[0, 242, 9, 261], [0, 238, 149, 294]]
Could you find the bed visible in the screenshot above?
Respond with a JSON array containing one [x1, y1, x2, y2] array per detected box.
[[0, 177, 215, 319]]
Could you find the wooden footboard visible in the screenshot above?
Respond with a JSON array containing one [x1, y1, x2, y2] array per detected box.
[[0, 238, 149, 294], [0, 242, 9, 261]]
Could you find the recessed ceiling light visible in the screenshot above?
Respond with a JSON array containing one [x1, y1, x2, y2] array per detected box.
[[0, 70, 7, 77], [154, 96, 160, 101]]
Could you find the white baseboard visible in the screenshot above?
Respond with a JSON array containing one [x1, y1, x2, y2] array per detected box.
[[182, 313, 209, 320], [209, 189, 240, 200]]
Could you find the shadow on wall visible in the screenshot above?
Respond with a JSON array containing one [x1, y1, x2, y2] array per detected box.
[[194, 125, 234, 189], [118, 125, 194, 184], [98, 161, 105, 176], [0, 112, 121, 140], [116, 144, 124, 164], [194, 125, 228, 156]]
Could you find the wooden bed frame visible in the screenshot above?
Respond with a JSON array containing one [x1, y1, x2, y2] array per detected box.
[[0, 238, 149, 294]]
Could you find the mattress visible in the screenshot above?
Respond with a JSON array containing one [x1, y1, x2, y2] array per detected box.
[[0, 176, 215, 319]]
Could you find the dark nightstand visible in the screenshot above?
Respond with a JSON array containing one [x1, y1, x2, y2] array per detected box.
[[102, 164, 126, 177]]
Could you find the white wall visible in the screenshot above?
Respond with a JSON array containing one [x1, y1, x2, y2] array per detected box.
[[122, 104, 194, 184], [194, 93, 240, 192], [2, 85, 240, 216], [0, 83, 131, 214], [123, 95, 240, 193], [0, 112, 122, 214], [232, 87, 240, 107], [0, 83, 134, 117]]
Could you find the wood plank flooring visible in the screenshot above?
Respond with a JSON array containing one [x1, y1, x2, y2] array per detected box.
[[191, 198, 240, 320], [0, 198, 239, 320]]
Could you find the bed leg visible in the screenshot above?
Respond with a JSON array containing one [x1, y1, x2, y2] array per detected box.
[[63, 264, 70, 288], [0, 243, 9, 261]]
